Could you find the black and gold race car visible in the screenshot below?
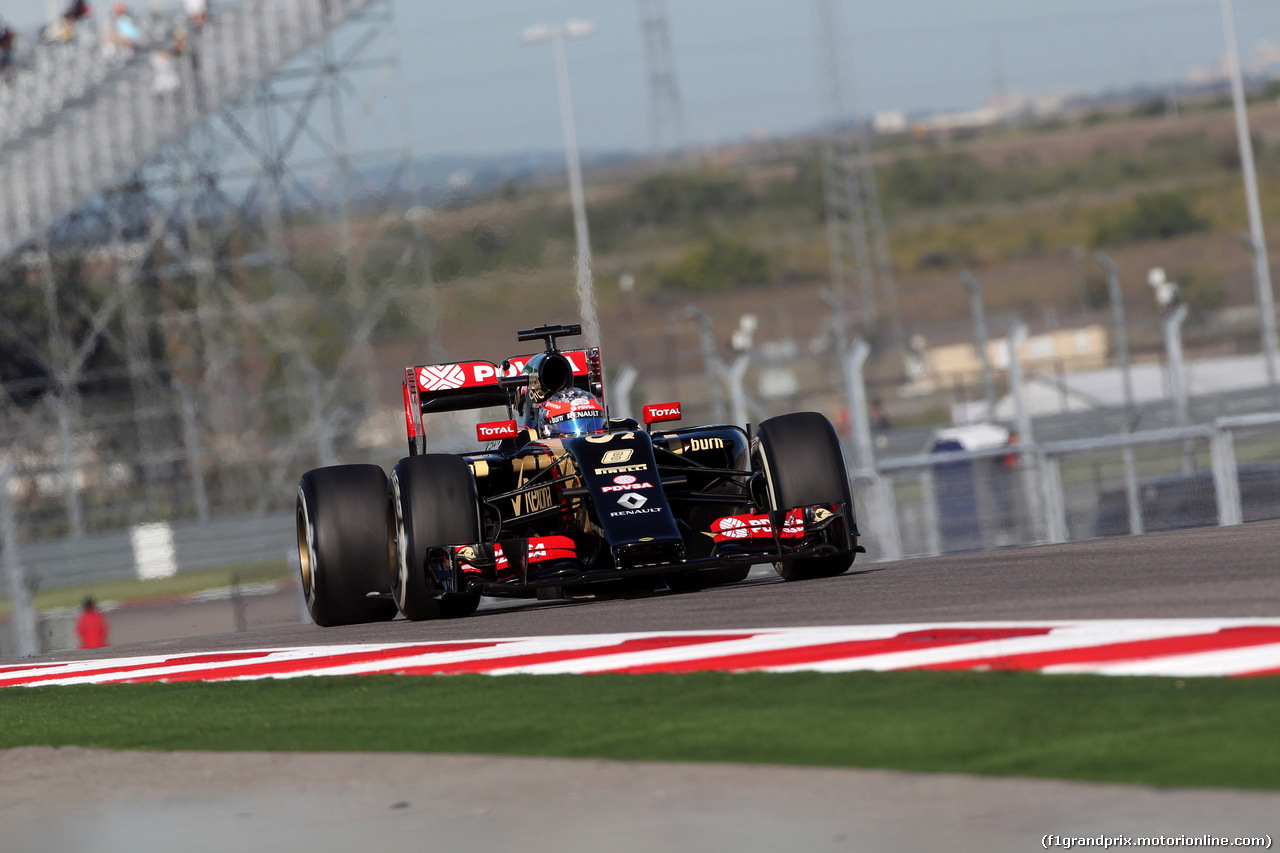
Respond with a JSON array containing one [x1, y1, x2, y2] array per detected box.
[[296, 323, 863, 626]]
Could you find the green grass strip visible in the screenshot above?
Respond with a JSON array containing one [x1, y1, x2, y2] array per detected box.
[[0, 559, 290, 617], [3, 670, 1278, 790]]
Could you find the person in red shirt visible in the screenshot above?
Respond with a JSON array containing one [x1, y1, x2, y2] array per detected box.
[[75, 598, 109, 649]]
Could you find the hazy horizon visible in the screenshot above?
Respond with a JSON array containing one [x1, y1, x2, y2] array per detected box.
[[2, 1, 1278, 160]]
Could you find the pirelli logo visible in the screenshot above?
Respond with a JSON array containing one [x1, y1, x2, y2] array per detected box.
[[594, 464, 648, 476]]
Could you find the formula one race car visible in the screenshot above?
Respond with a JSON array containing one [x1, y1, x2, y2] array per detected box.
[[296, 323, 863, 626]]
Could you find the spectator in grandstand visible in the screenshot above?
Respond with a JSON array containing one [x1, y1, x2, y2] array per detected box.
[[43, 1, 91, 44], [151, 48, 180, 97], [105, 2, 141, 57], [0, 21, 15, 77], [65, 1, 92, 24], [870, 397, 893, 433], [184, 0, 210, 29], [75, 598, 110, 649]]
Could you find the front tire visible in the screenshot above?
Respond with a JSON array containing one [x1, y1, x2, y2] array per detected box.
[[755, 412, 858, 581], [389, 455, 483, 620], [296, 465, 398, 627]]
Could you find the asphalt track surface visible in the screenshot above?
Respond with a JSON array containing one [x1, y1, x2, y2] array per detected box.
[[50, 518, 1280, 661], [7, 522, 1280, 852]]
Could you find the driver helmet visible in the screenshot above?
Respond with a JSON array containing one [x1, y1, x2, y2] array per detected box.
[[536, 387, 606, 438]]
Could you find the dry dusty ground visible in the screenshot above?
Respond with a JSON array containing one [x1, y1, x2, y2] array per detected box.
[[4, 747, 1278, 853]]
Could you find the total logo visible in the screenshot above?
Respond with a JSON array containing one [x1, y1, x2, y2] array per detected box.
[[476, 420, 518, 441], [643, 402, 682, 424], [601, 473, 654, 493]]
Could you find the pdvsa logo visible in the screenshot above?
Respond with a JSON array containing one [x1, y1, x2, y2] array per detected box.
[[601, 472, 654, 493], [715, 516, 749, 539]]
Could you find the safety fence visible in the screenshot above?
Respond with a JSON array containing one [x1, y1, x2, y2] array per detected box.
[[851, 412, 1280, 562], [5, 407, 1280, 656]]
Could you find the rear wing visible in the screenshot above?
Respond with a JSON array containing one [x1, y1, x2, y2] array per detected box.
[[402, 348, 603, 454]]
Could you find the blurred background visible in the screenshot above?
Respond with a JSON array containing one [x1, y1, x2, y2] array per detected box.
[[5, 0, 1280, 651]]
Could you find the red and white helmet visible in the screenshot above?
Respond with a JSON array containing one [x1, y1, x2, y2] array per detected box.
[[535, 387, 605, 438]]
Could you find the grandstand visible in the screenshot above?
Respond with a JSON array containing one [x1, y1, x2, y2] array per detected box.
[[0, 0, 423, 550]]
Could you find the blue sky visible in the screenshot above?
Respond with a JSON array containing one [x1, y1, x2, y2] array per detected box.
[[4, 1, 1280, 158]]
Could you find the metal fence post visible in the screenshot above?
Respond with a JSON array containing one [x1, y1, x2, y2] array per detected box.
[[1163, 303, 1190, 425], [176, 381, 210, 524], [1095, 253, 1144, 536], [919, 468, 941, 557], [726, 354, 750, 430], [961, 271, 995, 419], [843, 339, 874, 471], [688, 307, 727, 424], [1007, 322, 1048, 542], [1095, 251, 1135, 428], [873, 475, 903, 562], [1007, 322, 1032, 442], [1211, 425, 1243, 526], [842, 339, 899, 560], [56, 392, 84, 539], [1122, 447, 1144, 536], [2, 460, 40, 658], [611, 364, 638, 422], [1163, 303, 1193, 473], [1040, 454, 1067, 543], [305, 367, 336, 468]]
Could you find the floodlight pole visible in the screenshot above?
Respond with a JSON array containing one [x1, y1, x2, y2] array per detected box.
[[1095, 251, 1135, 428], [524, 21, 601, 348], [1222, 0, 1279, 386], [961, 271, 996, 420]]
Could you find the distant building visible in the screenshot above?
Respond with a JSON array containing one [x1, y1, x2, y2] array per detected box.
[[872, 110, 907, 134], [905, 325, 1110, 393]]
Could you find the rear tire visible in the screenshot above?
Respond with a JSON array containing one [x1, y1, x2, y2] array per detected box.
[[389, 455, 483, 620], [755, 412, 857, 581], [296, 465, 398, 627]]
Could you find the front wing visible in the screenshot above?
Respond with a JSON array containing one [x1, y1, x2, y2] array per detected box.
[[424, 501, 859, 596]]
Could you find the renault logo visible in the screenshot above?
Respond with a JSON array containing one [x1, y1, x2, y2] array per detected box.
[[616, 492, 648, 510]]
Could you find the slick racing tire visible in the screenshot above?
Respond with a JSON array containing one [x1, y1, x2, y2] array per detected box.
[[755, 411, 857, 581], [389, 454, 483, 620], [296, 465, 399, 627]]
